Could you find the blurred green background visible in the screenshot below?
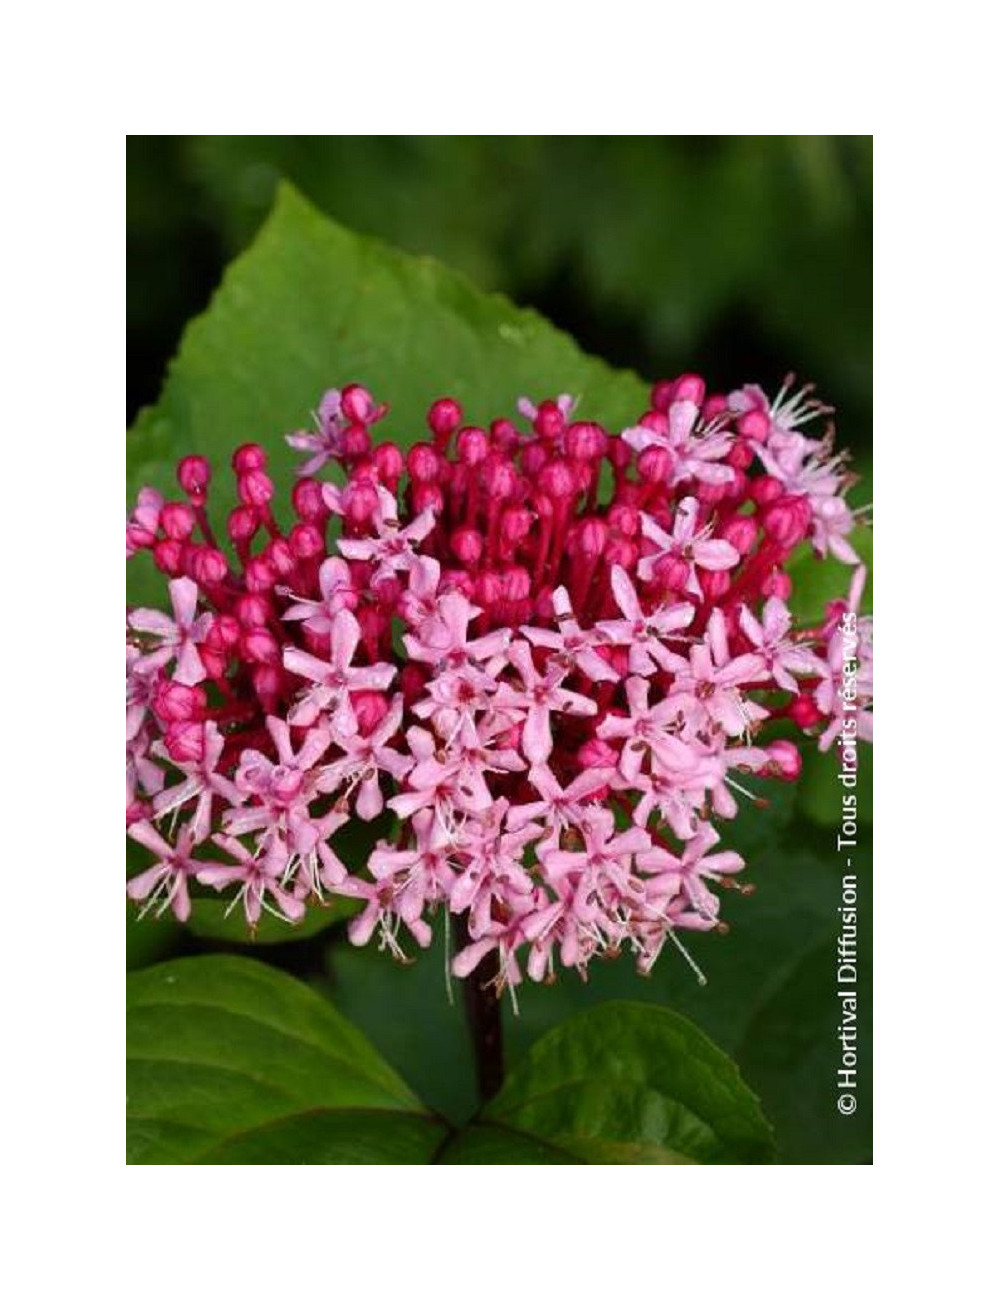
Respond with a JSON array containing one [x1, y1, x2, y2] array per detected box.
[[126, 136, 872, 1163], [127, 135, 872, 455]]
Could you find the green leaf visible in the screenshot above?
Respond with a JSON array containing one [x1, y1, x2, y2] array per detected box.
[[443, 1002, 774, 1164], [128, 183, 647, 607], [126, 955, 446, 1164]]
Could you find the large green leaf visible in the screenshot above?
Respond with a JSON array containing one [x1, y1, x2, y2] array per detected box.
[[439, 1002, 773, 1164], [127, 183, 647, 606], [126, 956, 446, 1163]]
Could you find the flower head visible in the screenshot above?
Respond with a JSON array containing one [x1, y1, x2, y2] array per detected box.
[[126, 374, 872, 987]]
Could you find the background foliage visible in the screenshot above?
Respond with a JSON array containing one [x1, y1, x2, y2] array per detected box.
[[127, 138, 872, 1164]]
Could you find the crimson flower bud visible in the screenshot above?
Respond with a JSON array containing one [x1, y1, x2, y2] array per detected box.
[[153, 538, 185, 575], [451, 526, 484, 566], [212, 615, 241, 648], [428, 398, 463, 440], [227, 505, 259, 545], [501, 566, 531, 603], [762, 496, 810, 547], [189, 547, 228, 586], [264, 538, 296, 578], [456, 426, 488, 466], [238, 469, 275, 508], [164, 720, 205, 764], [637, 446, 672, 483], [607, 503, 639, 537], [154, 681, 207, 724], [737, 410, 770, 442], [407, 443, 440, 484], [341, 384, 377, 425], [242, 628, 280, 665], [702, 394, 728, 422], [639, 410, 669, 434], [671, 373, 706, 407], [374, 442, 405, 489], [571, 517, 607, 560], [490, 419, 520, 453], [521, 442, 549, 477], [232, 443, 267, 474], [160, 502, 196, 541], [565, 421, 607, 461], [353, 690, 390, 735], [750, 476, 784, 506], [539, 460, 576, 501], [696, 481, 728, 508], [344, 482, 379, 526], [440, 569, 476, 599], [499, 508, 532, 549], [727, 438, 756, 470], [177, 455, 211, 502], [236, 594, 271, 627], [655, 554, 691, 592], [292, 478, 327, 522], [288, 522, 324, 560], [482, 455, 517, 499], [341, 425, 372, 460], [533, 400, 566, 440], [606, 435, 633, 471], [412, 483, 444, 515], [651, 380, 675, 413], [244, 556, 276, 593], [788, 694, 822, 729], [719, 515, 758, 556], [474, 571, 503, 607], [605, 538, 637, 569]]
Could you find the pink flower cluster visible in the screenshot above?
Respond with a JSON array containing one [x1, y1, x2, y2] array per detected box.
[[126, 376, 873, 992]]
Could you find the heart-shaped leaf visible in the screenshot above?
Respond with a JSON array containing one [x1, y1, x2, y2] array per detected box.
[[126, 956, 446, 1163], [438, 1001, 774, 1164], [127, 183, 648, 607]]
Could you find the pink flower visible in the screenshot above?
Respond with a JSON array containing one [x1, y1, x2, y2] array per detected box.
[[637, 824, 745, 924], [282, 557, 358, 640], [127, 577, 211, 686], [597, 566, 694, 676], [667, 609, 768, 738], [319, 695, 412, 819], [152, 721, 242, 841], [520, 587, 619, 683], [637, 499, 740, 596], [492, 641, 598, 763], [284, 609, 396, 729], [623, 399, 735, 487], [739, 598, 824, 693], [127, 821, 204, 922], [199, 834, 306, 929], [338, 488, 437, 581]]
